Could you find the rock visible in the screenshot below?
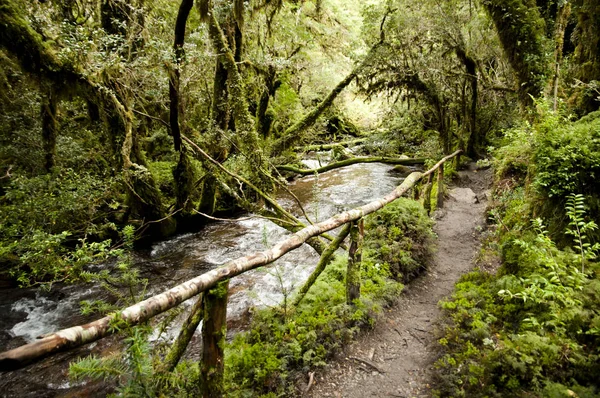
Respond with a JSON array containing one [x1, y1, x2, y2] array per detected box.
[[391, 165, 412, 177], [449, 187, 478, 204]]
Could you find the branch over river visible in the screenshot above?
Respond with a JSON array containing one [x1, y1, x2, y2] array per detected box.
[[277, 156, 426, 175], [0, 151, 461, 371]]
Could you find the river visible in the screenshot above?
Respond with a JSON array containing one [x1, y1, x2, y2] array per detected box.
[[0, 159, 413, 397]]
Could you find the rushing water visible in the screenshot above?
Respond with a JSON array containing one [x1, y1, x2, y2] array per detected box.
[[0, 159, 414, 397]]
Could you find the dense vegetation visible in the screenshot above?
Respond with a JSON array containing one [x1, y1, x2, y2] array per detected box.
[[434, 110, 600, 397], [1, 0, 600, 396]]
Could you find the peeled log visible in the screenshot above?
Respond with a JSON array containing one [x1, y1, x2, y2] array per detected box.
[[277, 157, 426, 176], [0, 150, 460, 371]]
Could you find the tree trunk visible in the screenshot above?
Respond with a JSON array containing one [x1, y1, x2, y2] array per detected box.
[[573, 0, 600, 113], [423, 174, 433, 215], [41, 87, 58, 172], [200, 281, 229, 398], [159, 294, 204, 374], [483, 0, 548, 107], [436, 164, 444, 209], [346, 220, 363, 304], [270, 71, 357, 155], [456, 46, 479, 158], [169, 0, 194, 152], [294, 223, 351, 306], [552, 2, 571, 111], [170, 0, 196, 214]]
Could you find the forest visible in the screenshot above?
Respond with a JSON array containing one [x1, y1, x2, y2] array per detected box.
[[0, 0, 599, 396]]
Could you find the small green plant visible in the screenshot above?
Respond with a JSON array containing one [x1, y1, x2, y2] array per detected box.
[[565, 193, 600, 272]]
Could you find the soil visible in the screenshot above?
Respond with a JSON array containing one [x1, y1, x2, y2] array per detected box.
[[306, 164, 493, 398]]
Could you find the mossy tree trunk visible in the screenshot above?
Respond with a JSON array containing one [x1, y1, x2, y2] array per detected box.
[[456, 46, 479, 158], [170, 0, 196, 214], [41, 85, 59, 172], [346, 220, 363, 305], [200, 280, 229, 398], [256, 65, 281, 139], [294, 223, 351, 307], [573, 0, 600, 113], [482, 0, 549, 107], [159, 294, 204, 375], [552, 2, 571, 111], [270, 71, 357, 155]]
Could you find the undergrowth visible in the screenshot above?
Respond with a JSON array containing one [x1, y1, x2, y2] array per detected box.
[[224, 198, 433, 397], [433, 108, 600, 397]]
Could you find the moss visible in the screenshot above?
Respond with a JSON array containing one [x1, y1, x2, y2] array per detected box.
[[482, 0, 551, 106], [363, 198, 435, 282]]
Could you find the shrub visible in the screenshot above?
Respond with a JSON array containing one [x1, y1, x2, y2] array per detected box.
[[363, 197, 435, 281]]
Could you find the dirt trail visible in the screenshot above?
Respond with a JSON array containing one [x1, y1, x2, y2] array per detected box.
[[308, 165, 492, 398]]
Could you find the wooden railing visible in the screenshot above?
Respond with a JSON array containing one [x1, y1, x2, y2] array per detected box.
[[0, 150, 461, 394]]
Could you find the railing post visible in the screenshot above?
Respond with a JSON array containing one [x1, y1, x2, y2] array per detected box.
[[437, 163, 444, 209], [201, 280, 229, 398], [423, 174, 433, 215], [346, 219, 363, 304]]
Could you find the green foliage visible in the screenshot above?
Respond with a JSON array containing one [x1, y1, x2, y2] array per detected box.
[[482, 0, 551, 104], [363, 197, 435, 281], [0, 169, 126, 286], [490, 106, 600, 244], [224, 254, 403, 397], [223, 198, 435, 396], [434, 197, 600, 397]]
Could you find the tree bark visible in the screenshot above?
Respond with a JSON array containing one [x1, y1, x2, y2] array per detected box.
[[159, 294, 204, 374], [169, 0, 194, 152], [41, 86, 58, 172], [170, 0, 196, 214], [0, 151, 460, 370], [423, 174, 433, 215], [552, 2, 571, 111], [455, 46, 479, 158], [293, 223, 351, 307], [436, 163, 444, 209], [482, 0, 548, 107], [200, 281, 229, 398], [346, 220, 363, 304], [277, 156, 425, 176]]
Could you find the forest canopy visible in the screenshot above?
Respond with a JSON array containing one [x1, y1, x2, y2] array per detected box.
[[1, 0, 600, 395]]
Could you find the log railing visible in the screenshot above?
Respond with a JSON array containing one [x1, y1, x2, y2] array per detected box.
[[0, 150, 461, 394]]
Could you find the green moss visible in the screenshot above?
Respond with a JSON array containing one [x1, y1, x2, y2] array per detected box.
[[482, 0, 551, 106], [363, 197, 435, 282]]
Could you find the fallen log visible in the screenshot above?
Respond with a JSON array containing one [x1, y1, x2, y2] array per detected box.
[[277, 156, 426, 176], [295, 138, 367, 152], [0, 150, 460, 371]]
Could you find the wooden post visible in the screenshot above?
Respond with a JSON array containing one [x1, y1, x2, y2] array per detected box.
[[437, 163, 444, 209], [423, 174, 433, 215], [346, 219, 363, 304], [201, 280, 229, 398], [413, 180, 421, 200]]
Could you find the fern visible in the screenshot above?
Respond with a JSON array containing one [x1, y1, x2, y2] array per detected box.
[[565, 193, 600, 272]]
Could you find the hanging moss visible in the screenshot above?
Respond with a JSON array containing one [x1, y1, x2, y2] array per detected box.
[[483, 0, 551, 106]]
